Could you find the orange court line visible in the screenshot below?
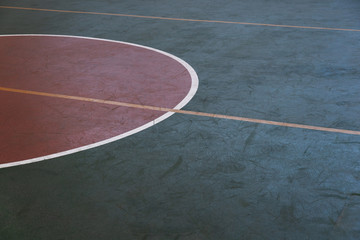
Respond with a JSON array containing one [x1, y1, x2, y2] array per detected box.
[[1, 86, 360, 136], [1, 5, 360, 32]]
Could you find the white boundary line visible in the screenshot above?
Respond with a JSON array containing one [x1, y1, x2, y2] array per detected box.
[[0, 34, 199, 169]]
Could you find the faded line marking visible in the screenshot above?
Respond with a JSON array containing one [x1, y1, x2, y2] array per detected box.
[[1, 86, 360, 136], [1, 6, 360, 32]]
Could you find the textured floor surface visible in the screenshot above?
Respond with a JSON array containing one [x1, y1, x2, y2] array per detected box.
[[0, 0, 360, 239]]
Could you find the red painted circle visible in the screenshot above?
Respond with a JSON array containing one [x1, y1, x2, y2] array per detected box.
[[0, 35, 198, 167]]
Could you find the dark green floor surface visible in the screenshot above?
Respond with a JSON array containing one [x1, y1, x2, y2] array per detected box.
[[1, 0, 360, 239]]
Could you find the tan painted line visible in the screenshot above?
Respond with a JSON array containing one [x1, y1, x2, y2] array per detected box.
[[1, 86, 360, 136], [1, 5, 360, 32]]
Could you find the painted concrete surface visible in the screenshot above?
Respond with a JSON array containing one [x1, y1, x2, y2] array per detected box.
[[0, 35, 196, 166], [0, 0, 360, 239]]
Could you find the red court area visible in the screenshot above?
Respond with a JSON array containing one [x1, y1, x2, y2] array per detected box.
[[0, 35, 197, 167]]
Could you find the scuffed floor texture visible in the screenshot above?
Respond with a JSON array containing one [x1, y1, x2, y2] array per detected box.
[[0, 0, 360, 239]]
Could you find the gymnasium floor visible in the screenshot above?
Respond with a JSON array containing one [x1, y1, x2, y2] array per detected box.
[[0, 0, 360, 239]]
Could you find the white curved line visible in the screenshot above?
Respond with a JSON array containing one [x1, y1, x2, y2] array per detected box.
[[0, 34, 199, 169]]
